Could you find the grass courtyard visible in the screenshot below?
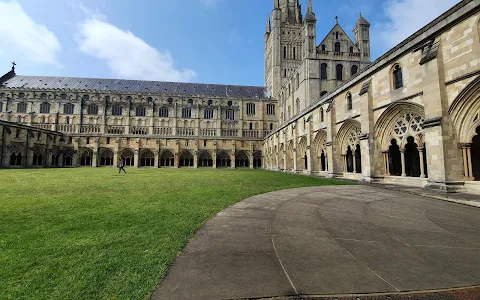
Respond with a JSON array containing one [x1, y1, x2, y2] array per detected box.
[[0, 168, 349, 299]]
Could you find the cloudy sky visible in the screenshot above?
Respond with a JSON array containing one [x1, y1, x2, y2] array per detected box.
[[0, 0, 460, 86]]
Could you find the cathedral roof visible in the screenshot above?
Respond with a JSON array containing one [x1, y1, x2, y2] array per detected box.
[[0, 75, 270, 99]]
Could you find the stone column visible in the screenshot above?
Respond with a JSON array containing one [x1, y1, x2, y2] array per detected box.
[[213, 150, 217, 168], [342, 155, 347, 173], [193, 151, 198, 168], [231, 152, 236, 169], [400, 149, 406, 177], [154, 150, 159, 168], [418, 147, 426, 178], [462, 146, 469, 178], [283, 151, 287, 171], [249, 152, 254, 169], [467, 146, 473, 180], [134, 149, 139, 168]]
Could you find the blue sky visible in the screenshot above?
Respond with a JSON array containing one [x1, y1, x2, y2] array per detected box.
[[0, 0, 460, 86]]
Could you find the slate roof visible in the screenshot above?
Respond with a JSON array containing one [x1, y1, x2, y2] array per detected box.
[[0, 75, 270, 99]]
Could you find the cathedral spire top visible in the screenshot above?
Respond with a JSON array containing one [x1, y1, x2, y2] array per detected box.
[[307, 0, 312, 13], [266, 14, 271, 33]]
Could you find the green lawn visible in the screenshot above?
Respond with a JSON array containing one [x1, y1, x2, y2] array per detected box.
[[0, 168, 349, 299]]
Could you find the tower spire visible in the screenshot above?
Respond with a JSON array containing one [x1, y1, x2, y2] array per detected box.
[[266, 14, 271, 33], [307, 0, 312, 13], [274, 0, 279, 9]]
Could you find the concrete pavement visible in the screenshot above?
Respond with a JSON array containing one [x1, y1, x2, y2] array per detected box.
[[151, 186, 480, 300]]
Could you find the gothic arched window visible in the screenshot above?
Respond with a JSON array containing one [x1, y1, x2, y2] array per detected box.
[[336, 64, 343, 81], [346, 93, 353, 111], [393, 64, 403, 89], [321, 63, 327, 80], [321, 45, 326, 51], [349, 46, 354, 53], [334, 42, 341, 52]]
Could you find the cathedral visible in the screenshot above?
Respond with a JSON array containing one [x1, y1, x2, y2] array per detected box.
[[1, 0, 480, 193]]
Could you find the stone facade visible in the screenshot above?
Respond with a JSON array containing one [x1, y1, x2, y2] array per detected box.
[[0, 75, 273, 169], [264, 0, 480, 193]]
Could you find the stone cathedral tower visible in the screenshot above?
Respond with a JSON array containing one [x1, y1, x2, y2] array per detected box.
[[265, 0, 304, 98]]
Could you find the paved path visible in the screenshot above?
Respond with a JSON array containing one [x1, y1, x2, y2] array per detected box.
[[151, 186, 480, 300]]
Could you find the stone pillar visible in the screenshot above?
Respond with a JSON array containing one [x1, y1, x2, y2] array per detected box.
[[58, 151, 64, 167], [134, 149, 139, 168], [343, 154, 347, 173], [92, 149, 98, 167], [154, 150, 159, 168], [194, 151, 198, 168], [283, 151, 287, 171], [249, 152, 254, 169], [467, 145, 473, 180], [231, 152, 236, 169], [462, 146, 469, 178], [213, 150, 217, 168], [419, 147, 426, 178], [400, 149, 406, 177]]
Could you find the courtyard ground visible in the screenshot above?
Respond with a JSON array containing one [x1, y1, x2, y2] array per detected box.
[[0, 168, 346, 299], [153, 185, 480, 300]]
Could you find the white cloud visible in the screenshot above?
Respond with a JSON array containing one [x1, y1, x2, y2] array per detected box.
[[77, 17, 196, 82], [375, 0, 460, 48], [0, 0, 61, 66]]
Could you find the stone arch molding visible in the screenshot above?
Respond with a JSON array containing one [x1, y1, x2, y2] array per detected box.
[[448, 75, 480, 143], [374, 101, 425, 151], [337, 119, 362, 155]]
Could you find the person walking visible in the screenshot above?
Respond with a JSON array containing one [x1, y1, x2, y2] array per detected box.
[[118, 158, 126, 174]]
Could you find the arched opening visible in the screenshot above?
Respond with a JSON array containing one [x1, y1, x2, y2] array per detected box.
[[100, 149, 114, 166], [9, 145, 23, 166], [349, 46, 354, 53], [140, 150, 155, 167], [336, 64, 343, 81], [472, 127, 480, 180], [179, 151, 194, 167], [80, 149, 93, 166], [32, 146, 45, 166], [405, 136, 420, 177], [346, 93, 352, 111], [216, 151, 231, 168], [334, 42, 340, 52], [235, 151, 249, 168], [375, 104, 427, 178], [320, 108, 324, 122], [198, 151, 213, 167], [320, 150, 326, 171], [321, 64, 327, 80], [392, 64, 403, 89], [388, 139, 402, 176], [355, 144, 362, 173], [351, 65, 358, 75], [160, 150, 174, 167], [63, 150, 74, 167], [346, 146, 354, 173], [120, 150, 135, 167], [253, 151, 262, 168]]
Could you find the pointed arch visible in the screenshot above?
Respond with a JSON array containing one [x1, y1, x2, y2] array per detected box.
[[285, 140, 294, 171], [374, 101, 425, 150], [336, 119, 362, 155], [216, 151, 231, 168], [160, 149, 175, 167], [448, 76, 480, 143], [297, 136, 307, 170], [79, 148, 93, 166], [312, 130, 327, 172], [140, 149, 155, 167], [119, 149, 135, 166], [235, 150, 250, 168], [198, 150, 213, 167], [179, 150, 194, 167]]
